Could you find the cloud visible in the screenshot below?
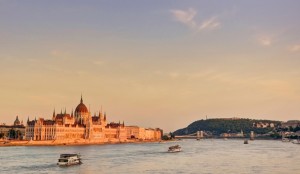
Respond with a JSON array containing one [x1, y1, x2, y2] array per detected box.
[[170, 8, 220, 32], [168, 72, 180, 79], [170, 8, 197, 28], [93, 60, 104, 65], [258, 36, 272, 46], [199, 17, 220, 30], [288, 44, 300, 52]]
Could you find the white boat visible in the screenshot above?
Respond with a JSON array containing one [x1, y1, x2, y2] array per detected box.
[[57, 154, 82, 166], [168, 145, 181, 152], [291, 139, 300, 144], [282, 138, 290, 142]]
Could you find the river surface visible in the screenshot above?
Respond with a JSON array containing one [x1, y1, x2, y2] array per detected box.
[[0, 139, 299, 174]]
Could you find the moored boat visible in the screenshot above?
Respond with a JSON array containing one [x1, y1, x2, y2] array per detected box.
[[168, 145, 181, 152], [57, 154, 82, 166]]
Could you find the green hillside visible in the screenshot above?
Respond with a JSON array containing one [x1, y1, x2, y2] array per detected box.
[[173, 118, 281, 136]]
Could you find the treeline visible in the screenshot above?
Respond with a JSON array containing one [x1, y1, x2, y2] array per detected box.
[[173, 118, 281, 136]]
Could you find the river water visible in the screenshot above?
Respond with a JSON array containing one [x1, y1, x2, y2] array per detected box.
[[0, 139, 299, 174]]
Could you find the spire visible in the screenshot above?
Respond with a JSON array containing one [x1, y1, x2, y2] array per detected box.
[[104, 112, 106, 121], [64, 107, 66, 114], [27, 116, 30, 123], [53, 108, 55, 117], [60, 109, 62, 115], [98, 110, 101, 117], [80, 94, 83, 103], [71, 109, 74, 117], [122, 121, 125, 127]]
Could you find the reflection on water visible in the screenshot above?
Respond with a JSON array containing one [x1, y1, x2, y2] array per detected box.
[[0, 139, 299, 174]]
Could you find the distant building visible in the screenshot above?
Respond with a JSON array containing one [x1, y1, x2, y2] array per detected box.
[[220, 130, 244, 138], [281, 120, 300, 128], [25, 96, 162, 142], [125, 126, 162, 140], [253, 122, 276, 128], [0, 116, 25, 140]]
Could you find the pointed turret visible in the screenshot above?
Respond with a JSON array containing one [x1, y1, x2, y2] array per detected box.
[[27, 116, 30, 123], [122, 121, 125, 127], [104, 112, 106, 121], [71, 109, 74, 117], [52, 108, 56, 120], [64, 108, 66, 114], [80, 94, 83, 103]]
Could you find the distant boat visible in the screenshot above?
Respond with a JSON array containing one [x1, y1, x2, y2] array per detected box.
[[282, 138, 290, 142], [168, 145, 182, 153], [57, 154, 82, 166], [244, 140, 249, 144]]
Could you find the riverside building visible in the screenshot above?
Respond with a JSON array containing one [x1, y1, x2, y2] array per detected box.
[[0, 116, 25, 140], [25, 96, 162, 142]]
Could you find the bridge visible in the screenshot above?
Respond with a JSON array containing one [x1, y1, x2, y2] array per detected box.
[[175, 131, 204, 139]]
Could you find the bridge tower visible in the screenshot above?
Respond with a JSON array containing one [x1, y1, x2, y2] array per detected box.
[[250, 131, 255, 140]]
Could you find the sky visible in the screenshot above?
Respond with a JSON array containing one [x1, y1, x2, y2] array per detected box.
[[0, 0, 300, 132]]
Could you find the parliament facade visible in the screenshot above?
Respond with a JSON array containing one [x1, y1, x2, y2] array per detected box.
[[25, 96, 162, 142]]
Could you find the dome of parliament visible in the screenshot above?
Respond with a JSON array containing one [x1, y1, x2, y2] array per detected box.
[[75, 96, 88, 113]]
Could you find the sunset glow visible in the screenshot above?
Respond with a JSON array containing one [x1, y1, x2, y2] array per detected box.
[[1, 0, 300, 132]]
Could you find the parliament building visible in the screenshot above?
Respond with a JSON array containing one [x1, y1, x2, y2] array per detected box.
[[25, 96, 162, 142]]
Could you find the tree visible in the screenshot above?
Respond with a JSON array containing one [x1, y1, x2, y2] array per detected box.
[[15, 130, 22, 140], [162, 135, 170, 140], [169, 132, 175, 139], [8, 129, 16, 139]]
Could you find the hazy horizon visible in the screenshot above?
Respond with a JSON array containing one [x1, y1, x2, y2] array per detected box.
[[1, 0, 300, 132]]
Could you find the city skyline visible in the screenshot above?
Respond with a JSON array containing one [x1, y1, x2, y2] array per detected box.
[[1, 0, 300, 132]]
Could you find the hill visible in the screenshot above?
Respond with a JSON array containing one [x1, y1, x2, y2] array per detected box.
[[173, 118, 281, 136]]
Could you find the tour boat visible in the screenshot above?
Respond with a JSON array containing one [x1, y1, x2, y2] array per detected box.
[[57, 154, 82, 166], [244, 140, 249, 144], [168, 145, 182, 152]]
